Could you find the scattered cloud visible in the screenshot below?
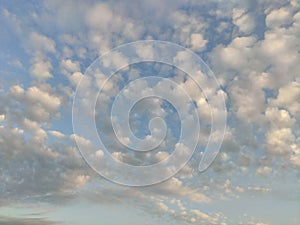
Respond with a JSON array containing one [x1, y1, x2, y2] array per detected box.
[[0, 0, 299, 224]]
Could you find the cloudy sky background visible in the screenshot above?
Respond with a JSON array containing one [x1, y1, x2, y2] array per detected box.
[[0, 0, 300, 224]]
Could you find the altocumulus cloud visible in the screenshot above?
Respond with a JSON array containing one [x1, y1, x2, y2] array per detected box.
[[0, 0, 299, 224]]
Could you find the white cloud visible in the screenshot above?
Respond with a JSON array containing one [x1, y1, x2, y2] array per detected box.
[[265, 128, 295, 155], [48, 130, 65, 138], [10, 85, 24, 97], [0, 114, 5, 122], [29, 32, 56, 54], [232, 8, 256, 34], [155, 151, 169, 161], [22, 118, 48, 144], [30, 60, 53, 80], [266, 6, 293, 28], [157, 202, 169, 212], [9, 85, 61, 123], [0, 124, 89, 205], [191, 209, 213, 222], [265, 107, 296, 128], [290, 144, 300, 167], [150, 177, 211, 203], [102, 51, 129, 70], [60, 59, 80, 75], [85, 3, 113, 29], [25, 86, 61, 122], [0, 216, 58, 225], [95, 149, 104, 158], [69, 72, 84, 87], [269, 82, 300, 119], [1, 1, 299, 224], [73, 175, 90, 188], [256, 166, 272, 176], [70, 134, 92, 148], [230, 82, 265, 122], [190, 33, 207, 51]]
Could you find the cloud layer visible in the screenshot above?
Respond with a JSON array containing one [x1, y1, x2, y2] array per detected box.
[[0, 0, 299, 224]]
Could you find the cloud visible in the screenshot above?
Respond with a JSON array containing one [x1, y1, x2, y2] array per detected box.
[[85, 3, 113, 29], [0, 87, 90, 205], [256, 166, 272, 176], [9, 84, 61, 123], [48, 130, 65, 138], [0, 124, 90, 205], [265, 128, 295, 155], [232, 8, 256, 34], [30, 60, 53, 80], [0, 1, 299, 224], [149, 177, 211, 203], [60, 59, 80, 75], [269, 82, 300, 119], [265, 5, 294, 28], [265, 107, 296, 128], [28, 32, 56, 54], [190, 33, 208, 51], [0, 216, 59, 225], [290, 145, 300, 167], [26, 32, 57, 81]]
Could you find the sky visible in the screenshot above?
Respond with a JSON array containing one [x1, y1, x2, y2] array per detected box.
[[0, 0, 300, 224]]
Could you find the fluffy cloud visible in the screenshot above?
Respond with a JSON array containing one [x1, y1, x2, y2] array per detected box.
[[0, 84, 90, 206], [0, 0, 299, 224], [30, 60, 53, 80], [0, 123, 90, 205], [9, 85, 61, 123], [208, 0, 300, 176], [149, 177, 211, 203], [28, 32, 56, 54], [190, 33, 208, 51], [85, 3, 113, 29], [265, 107, 296, 128], [27, 32, 56, 81], [60, 59, 80, 75], [48, 130, 65, 138], [290, 144, 300, 167], [232, 8, 256, 34], [266, 5, 293, 28], [269, 82, 300, 119]]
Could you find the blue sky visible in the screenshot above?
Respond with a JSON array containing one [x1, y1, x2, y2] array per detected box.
[[0, 0, 300, 224]]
